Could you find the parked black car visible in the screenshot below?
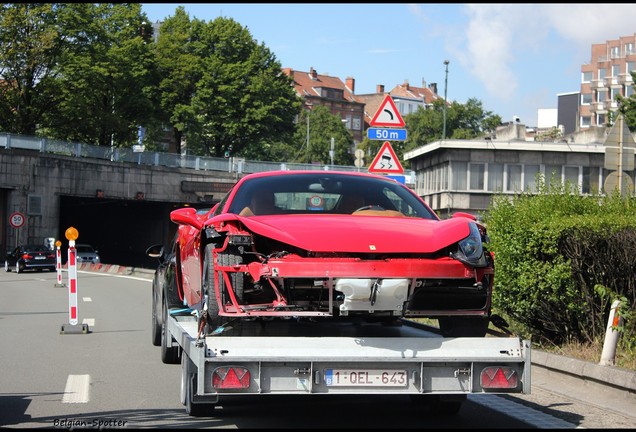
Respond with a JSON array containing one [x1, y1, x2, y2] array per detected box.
[[4, 244, 56, 273]]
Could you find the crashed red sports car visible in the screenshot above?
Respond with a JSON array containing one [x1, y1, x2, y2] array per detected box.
[[169, 170, 494, 337]]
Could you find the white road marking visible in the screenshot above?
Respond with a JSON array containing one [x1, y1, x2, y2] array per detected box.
[[83, 297, 92, 302], [62, 374, 90, 403], [82, 318, 95, 327]]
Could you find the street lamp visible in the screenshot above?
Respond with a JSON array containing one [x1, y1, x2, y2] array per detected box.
[[442, 59, 449, 140], [305, 102, 313, 163]]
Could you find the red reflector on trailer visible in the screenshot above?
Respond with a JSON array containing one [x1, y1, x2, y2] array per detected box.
[[212, 366, 251, 389], [480, 366, 518, 389]]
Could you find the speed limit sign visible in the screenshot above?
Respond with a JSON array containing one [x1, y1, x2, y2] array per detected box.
[[9, 212, 25, 228]]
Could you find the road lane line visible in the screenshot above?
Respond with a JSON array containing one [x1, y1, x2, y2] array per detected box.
[[83, 297, 92, 302], [82, 318, 95, 327], [62, 374, 90, 403]]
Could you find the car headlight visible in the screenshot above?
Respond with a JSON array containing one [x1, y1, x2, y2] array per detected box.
[[451, 222, 488, 267]]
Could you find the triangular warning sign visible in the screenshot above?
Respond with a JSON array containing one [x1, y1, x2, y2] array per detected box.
[[369, 95, 405, 127], [368, 141, 404, 174]]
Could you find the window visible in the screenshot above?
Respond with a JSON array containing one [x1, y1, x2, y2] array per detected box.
[[468, 163, 485, 191], [626, 43, 634, 55], [626, 85, 635, 97], [505, 164, 522, 192], [582, 166, 600, 194], [352, 117, 361, 130], [610, 46, 620, 58], [581, 93, 592, 104], [597, 114, 606, 126], [599, 68, 607, 79], [452, 161, 467, 190], [612, 64, 621, 77], [564, 166, 580, 190], [580, 116, 592, 127], [628, 62, 635, 73], [487, 163, 503, 192], [597, 89, 608, 101], [524, 165, 540, 192], [582, 71, 593, 83], [544, 165, 562, 183]]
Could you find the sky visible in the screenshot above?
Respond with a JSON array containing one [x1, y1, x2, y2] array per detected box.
[[141, 3, 636, 128]]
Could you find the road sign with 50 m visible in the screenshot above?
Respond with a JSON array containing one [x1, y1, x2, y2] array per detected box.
[[367, 127, 407, 141]]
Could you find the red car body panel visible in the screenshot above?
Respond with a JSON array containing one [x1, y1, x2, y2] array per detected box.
[[170, 170, 494, 323]]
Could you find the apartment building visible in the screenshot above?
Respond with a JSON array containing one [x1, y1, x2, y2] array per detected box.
[[580, 33, 636, 129], [282, 67, 365, 147]]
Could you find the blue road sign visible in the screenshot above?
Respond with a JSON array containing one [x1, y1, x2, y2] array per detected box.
[[367, 127, 407, 141]]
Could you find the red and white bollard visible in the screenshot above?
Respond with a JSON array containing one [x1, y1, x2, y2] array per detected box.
[[60, 227, 89, 335], [54, 240, 65, 287]]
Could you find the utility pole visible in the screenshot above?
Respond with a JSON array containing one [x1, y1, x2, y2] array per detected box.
[[443, 59, 449, 140]]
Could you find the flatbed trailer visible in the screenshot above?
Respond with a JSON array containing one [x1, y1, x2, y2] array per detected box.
[[166, 312, 531, 416]]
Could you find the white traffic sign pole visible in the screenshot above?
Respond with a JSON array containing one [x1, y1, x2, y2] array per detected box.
[[54, 240, 65, 288], [68, 240, 78, 326], [60, 227, 88, 335]]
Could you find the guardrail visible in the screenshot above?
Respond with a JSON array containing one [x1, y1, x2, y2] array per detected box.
[[0, 132, 413, 177]]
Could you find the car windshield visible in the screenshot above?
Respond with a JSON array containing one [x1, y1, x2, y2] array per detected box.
[[76, 245, 95, 253], [226, 173, 438, 219]]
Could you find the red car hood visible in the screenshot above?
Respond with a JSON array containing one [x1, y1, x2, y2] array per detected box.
[[235, 214, 471, 254]]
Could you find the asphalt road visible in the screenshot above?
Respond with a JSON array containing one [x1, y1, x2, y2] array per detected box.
[[0, 268, 635, 429]]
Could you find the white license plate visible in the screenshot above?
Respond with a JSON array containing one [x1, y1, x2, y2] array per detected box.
[[34, 256, 45, 260], [324, 369, 408, 387]]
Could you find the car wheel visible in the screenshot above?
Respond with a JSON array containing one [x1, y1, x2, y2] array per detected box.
[[203, 244, 222, 330], [438, 316, 490, 337], [15, 262, 22, 273], [160, 297, 180, 364], [181, 352, 214, 416], [151, 286, 161, 347], [216, 244, 244, 305], [4, 260, 10, 272]]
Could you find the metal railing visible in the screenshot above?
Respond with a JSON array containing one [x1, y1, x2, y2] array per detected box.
[[0, 132, 406, 177]]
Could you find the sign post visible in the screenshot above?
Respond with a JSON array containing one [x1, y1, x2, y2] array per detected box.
[[60, 226, 89, 335]]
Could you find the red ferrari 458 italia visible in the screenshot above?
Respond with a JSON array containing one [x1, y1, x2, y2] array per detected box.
[[168, 170, 494, 338]]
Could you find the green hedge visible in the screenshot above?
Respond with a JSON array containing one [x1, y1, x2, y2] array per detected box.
[[482, 178, 635, 350]]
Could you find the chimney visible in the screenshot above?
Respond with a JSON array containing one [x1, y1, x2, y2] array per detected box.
[[309, 67, 317, 80], [403, 79, 409, 90], [346, 76, 355, 93], [422, 79, 427, 88], [376, 84, 385, 93], [429, 82, 438, 95], [282, 68, 293, 78]]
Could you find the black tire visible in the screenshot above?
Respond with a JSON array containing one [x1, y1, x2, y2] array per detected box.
[[438, 316, 490, 338], [151, 288, 161, 347], [161, 297, 180, 364], [204, 243, 244, 330], [15, 261, 22, 273], [216, 245, 244, 304], [181, 352, 214, 416]]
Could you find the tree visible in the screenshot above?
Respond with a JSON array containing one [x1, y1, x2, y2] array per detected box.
[[0, 3, 63, 135], [403, 98, 501, 153], [41, 3, 156, 147], [155, 10, 301, 158], [290, 105, 354, 165]]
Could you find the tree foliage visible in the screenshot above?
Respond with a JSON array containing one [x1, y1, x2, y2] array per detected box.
[[483, 176, 636, 350], [289, 105, 354, 165], [402, 98, 501, 154], [0, 3, 63, 134], [155, 9, 301, 158]]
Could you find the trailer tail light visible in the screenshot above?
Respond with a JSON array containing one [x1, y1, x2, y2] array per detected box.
[[212, 366, 250, 389], [480, 366, 518, 389]]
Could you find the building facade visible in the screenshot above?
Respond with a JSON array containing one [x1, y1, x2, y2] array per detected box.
[[580, 33, 636, 129]]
